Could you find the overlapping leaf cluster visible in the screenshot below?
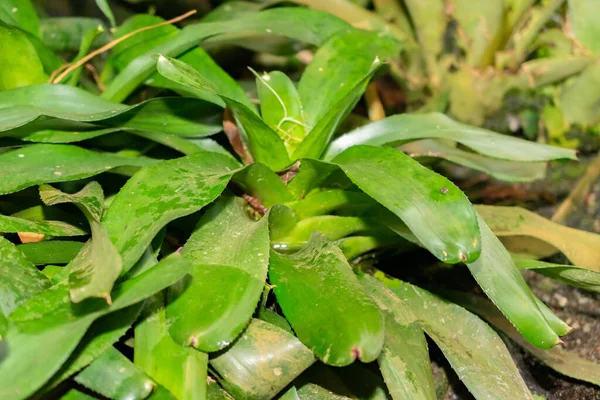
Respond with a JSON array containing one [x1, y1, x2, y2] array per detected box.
[[1, 1, 599, 400]]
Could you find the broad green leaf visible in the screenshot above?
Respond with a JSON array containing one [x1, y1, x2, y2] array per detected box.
[[94, 0, 116, 28], [515, 258, 600, 293], [337, 235, 407, 260], [112, 14, 253, 111], [0, 237, 50, 316], [40, 182, 104, 222], [40, 17, 110, 51], [269, 232, 384, 366], [568, 0, 600, 54], [0, 253, 190, 400], [233, 163, 294, 207], [76, 347, 156, 400], [287, 189, 373, 220], [384, 277, 534, 400], [103, 8, 351, 103], [0, 213, 86, 237], [359, 275, 436, 400], [60, 389, 98, 400], [325, 113, 577, 162], [0, 84, 222, 135], [466, 214, 562, 347], [103, 151, 239, 273], [156, 55, 291, 170], [210, 319, 315, 400], [0, 0, 39, 36], [333, 145, 481, 264], [22, 127, 122, 143], [45, 260, 154, 389], [292, 59, 383, 161], [167, 197, 270, 352], [287, 159, 339, 199], [298, 29, 399, 130], [256, 70, 306, 153], [135, 294, 208, 400], [401, 139, 548, 182], [41, 182, 122, 303], [17, 241, 83, 265], [0, 144, 154, 195], [275, 215, 382, 250], [0, 22, 47, 91], [477, 205, 600, 272], [453, 293, 600, 386]]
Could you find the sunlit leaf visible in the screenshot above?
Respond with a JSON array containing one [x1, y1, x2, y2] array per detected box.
[[515, 258, 600, 293], [381, 275, 535, 400], [167, 197, 270, 352], [334, 145, 481, 264], [0, 253, 191, 400], [325, 113, 576, 162], [270, 232, 384, 366], [210, 319, 315, 400], [0, 144, 154, 195]]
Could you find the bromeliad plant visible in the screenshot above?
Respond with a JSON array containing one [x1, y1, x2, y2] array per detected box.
[[302, 0, 600, 148], [1, 1, 600, 400]]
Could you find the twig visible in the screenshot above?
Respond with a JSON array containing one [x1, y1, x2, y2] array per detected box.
[[85, 64, 106, 92], [552, 153, 600, 224], [51, 10, 197, 84]]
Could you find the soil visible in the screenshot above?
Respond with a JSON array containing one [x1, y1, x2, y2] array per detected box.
[[436, 155, 600, 400]]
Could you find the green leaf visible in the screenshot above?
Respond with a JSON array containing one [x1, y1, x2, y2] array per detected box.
[[515, 258, 600, 293], [0, 0, 39, 36], [112, 14, 253, 111], [103, 8, 351, 103], [384, 277, 534, 400], [76, 347, 156, 400], [210, 319, 315, 400], [466, 214, 561, 347], [17, 241, 83, 265], [0, 237, 50, 316], [333, 145, 481, 264], [103, 151, 239, 273], [167, 197, 270, 352], [401, 139, 548, 182], [269, 232, 384, 366], [41, 182, 122, 303], [359, 275, 436, 400], [0, 144, 154, 195], [287, 159, 339, 199], [325, 113, 577, 162], [0, 84, 222, 136], [0, 22, 47, 91], [568, 0, 600, 54], [60, 389, 98, 400], [40, 182, 104, 222], [135, 294, 208, 400], [0, 253, 191, 400], [0, 213, 86, 237], [94, 0, 116, 28], [275, 215, 382, 250], [156, 55, 291, 170], [292, 59, 383, 161], [298, 29, 399, 130], [39, 17, 110, 52], [452, 292, 600, 387], [233, 163, 295, 207], [477, 205, 600, 272], [255, 70, 307, 153]]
